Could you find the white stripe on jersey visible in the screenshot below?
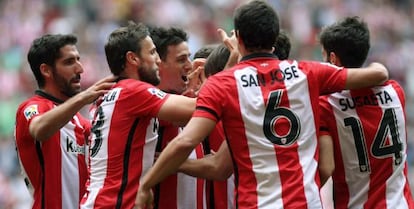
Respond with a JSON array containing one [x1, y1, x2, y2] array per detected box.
[[142, 117, 158, 180], [227, 174, 235, 209], [61, 118, 81, 209], [176, 149, 204, 209]]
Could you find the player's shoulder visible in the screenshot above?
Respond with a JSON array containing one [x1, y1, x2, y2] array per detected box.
[[370, 79, 404, 93], [298, 60, 343, 71], [115, 78, 165, 97], [384, 79, 403, 87], [16, 95, 49, 121], [17, 95, 51, 113], [117, 78, 154, 89]]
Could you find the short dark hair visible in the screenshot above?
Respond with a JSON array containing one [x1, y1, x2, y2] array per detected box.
[[149, 26, 188, 61], [234, 0, 279, 52], [204, 44, 230, 77], [27, 34, 77, 88], [105, 21, 150, 75], [193, 44, 218, 59], [273, 30, 291, 60], [319, 16, 370, 68]]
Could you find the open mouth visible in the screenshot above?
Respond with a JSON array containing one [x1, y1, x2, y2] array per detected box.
[[72, 78, 81, 84], [72, 75, 81, 84], [182, 75, 188, 82]]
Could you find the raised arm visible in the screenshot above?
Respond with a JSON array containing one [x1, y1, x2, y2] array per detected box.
[[157, 94, 196, 126], [345, 62, 388, 89], [29, 76, 115, 141]]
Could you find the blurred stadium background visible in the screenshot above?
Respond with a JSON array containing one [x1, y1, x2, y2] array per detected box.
[[0, 0, 413, 208]]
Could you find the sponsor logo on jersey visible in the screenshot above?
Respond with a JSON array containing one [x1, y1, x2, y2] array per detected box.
[[148, 87, 167, 99], [66, 136, 85, 154], [23, 105, 39, 120]]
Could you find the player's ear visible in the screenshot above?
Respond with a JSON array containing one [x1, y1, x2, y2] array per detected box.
[[40, 63, 52, 78], [235, 30, 243, 46], [126, 51, 140, 66], [329, 52, 343, 67], [329, 52, 337, 65]]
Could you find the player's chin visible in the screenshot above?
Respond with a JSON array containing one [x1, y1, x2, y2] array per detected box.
[[72, 84, 82, 93]]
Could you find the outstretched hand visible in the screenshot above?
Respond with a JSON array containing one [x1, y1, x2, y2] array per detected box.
[[78, 75, 116, 104], [183, 59, 206, 98], [217, 28, 237, 52], [217, 28, 240, 69]]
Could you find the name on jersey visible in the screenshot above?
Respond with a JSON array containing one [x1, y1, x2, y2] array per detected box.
[[66, 136, 85, 154], [339, 90, 393, 111], [102, 88, 121, 103], [240, 66, 299, 87]]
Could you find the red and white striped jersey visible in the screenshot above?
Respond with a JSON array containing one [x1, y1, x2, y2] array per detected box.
[[194, 53, 347, 209], [154, 121, 206, 209], [208, 175, 234, 209], [205, 122, 234, 209], [15, 90, 89, 209], [319, 80, 414, 209], [80, 78, 169, 209]]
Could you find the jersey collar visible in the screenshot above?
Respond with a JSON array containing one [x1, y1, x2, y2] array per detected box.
[[35, 90, 64, 104], [240, 52, 277, 62]]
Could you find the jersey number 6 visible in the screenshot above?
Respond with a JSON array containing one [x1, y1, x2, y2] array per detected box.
[[263, 90, 301, 146]]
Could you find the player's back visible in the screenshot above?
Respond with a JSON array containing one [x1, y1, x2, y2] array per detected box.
[[198, 54, 348, 208], [319, 80, 414, 209], [81, 79, 167, 209]]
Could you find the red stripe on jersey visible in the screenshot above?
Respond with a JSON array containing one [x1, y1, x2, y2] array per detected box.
[[206, 122, 234, 209], [156, 175, 178, 209], [43, 132, 63, 208], [154, 123, 178, 209]]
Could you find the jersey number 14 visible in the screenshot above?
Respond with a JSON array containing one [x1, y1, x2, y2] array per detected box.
[[344, 108, 403, 172]]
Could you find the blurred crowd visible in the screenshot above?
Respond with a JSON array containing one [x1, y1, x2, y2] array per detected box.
[[0, 0, 413, 208]]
